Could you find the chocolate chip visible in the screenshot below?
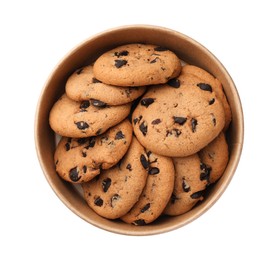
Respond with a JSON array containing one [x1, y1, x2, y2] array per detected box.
[[167, 129, 182, 137], [197, 83, 212, 92], [190, 190, 205, 199], [140, 203, 150, 213], [94, 196, 103, 207], [69, 167, 81, 182], [115, 59, 127, 68], [76, 68, 83, 75], [133, 115, 142, 125], [102, 178, 111, 192], [200, 163, 211, 182], [75, 121, 89, 130], [170, 194, 179, 204], [140, 98, 155, 107], [91, 99, 107, 107], [148, 167, 160, 175], [82, 151, 87, 157], [96, 129, 102, 135], [133, 219, 146, 226], [77, 138, 87, 144], [80, 100, 90, 110], [111, 194, 120, 208], [182, 178, 190, 192], [167, 78, 180, 88], [65, 142, 70, 151], [191, 118, 198, 133], [114, 50, 129, 57], [150, 57, 158, 63], [126, 163, 132, 171], [173, 116, 187, 125], [140, 154, 149, 169], [92, 77, 102, 83], [139, 121, 148, 136], [209, 98, 215, 105], [83, 165, 87, 173], [85, 137, 96, 149], [154, 46, 168, 52], [211, 114, 216, 126], [151, 118, 161, 125], [115, 131, 125, 140]]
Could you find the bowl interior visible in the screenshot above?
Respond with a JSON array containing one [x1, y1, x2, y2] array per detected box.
[[35, 25, 243, 235]]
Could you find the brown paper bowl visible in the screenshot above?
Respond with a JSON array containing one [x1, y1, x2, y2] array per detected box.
[[35, 25, 244, 235]]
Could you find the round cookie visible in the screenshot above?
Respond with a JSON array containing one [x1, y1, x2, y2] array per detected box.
[[180, 65, 232, 131], [198, 131, 229, 184], [93, 43, 181, 87], [54, 119, 132, 183], [121, 151, 175, 225], [132, 80, 225, 157], [164, 154, 207, 216], [82, 137, 148, 219], [49, 94, 131, 138], [65, 64, 146, 105]]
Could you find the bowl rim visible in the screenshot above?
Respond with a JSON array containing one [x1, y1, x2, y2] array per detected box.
[[34, 24, 244, 236]]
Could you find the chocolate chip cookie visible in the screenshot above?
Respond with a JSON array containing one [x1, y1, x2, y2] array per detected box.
[[121, 151, 175, 225], [93, 44, 181, 86], [82, 137, 148, 219], [49, 94, 131, 138], [54, 119, 132, 183], [66, 64, 146, 105]]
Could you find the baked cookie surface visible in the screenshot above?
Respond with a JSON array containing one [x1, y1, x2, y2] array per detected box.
[[82, 137, 148, 219], [65, 64, 146, 105], [132, 77, 225, 157], [54, 119, 132, 183], [121, 151, 175, 225], [164, 154, 207, 216], [49, 94, 131, 138], [93, 43, 181, 86]]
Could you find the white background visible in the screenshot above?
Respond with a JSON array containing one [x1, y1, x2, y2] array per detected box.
[[1, 0, 277, 259]]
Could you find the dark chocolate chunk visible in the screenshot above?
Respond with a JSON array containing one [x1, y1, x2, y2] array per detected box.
[[92, 77, 102, 83], [75, 121, 89, 130], [126, 163, 132, 171], [167, 78, 180, 88], [197, 83, 212, 92], [191, 118, 198, 133], [173, 116, 187, 125], [133, 115, 142, 125], [115, 131, 125, 140], [102, 178, 111, 192], [69, 167, 81, 182], [182, 178, 190, 192], [139, 121, 148, 136], [111, 194, 120, 208], [154, 46, 168, 52], [76, 68, 83, 75], [115, 59, 127, 68], [114, 50, 129, 57], [85, 137, 96, 149], [151, 118, 161, 125], [65, 142, 71, 151], [190, 190, 204, 199], [91, 99, 107, 107], [140, 154, 149, 169], [200, 163, 211, 182], [209, 98, 215, 105], [94, 196, 103, 207], [140, 98, 155, 107], [148, 167, 160, 175], [80, 100, 90, 110], [140, 203, 151, 213], [83, 165, 87, 173], [77, 138, 87, 144], [133, 219, 146, 226]]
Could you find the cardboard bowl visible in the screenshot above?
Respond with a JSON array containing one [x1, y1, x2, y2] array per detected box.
[[35, 25, 244, 235]]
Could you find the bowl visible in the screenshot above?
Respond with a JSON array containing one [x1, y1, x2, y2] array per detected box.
[[35, 24, 244, 235]]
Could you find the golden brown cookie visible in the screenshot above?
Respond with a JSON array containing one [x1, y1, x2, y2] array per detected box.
[[65, 64, 146, 105], [49, 94, 131, 138], [121, 151, 175, 225], [54, 119, 132, 183], [93, 43, 181, 87], [82, 137, 148, 219]]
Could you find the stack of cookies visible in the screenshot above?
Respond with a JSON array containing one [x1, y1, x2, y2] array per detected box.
[[49, 43, 231, 225]]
